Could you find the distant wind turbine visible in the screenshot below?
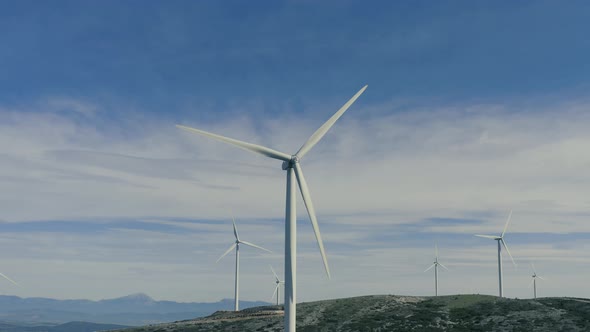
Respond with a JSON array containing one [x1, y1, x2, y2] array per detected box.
[[0, 272, 18, 286], [270, 265, 284, 306], [475, 210, 517, 298], [424, 243, 448, 296], [177, 85, 367, 331], [529, 263, 545, 299], [216, 217, 271, 311]]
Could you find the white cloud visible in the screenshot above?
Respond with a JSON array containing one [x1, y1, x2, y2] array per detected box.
[[1, 96, 590, 301]]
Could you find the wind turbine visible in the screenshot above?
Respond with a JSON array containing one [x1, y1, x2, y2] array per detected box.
[[475, 210, 517, 298], [177, 85, 367, 331], [270, 265, 284, 306], [529, 263, 545, 299], [424, 243, 448, 296], [216, 217, 271, 311]]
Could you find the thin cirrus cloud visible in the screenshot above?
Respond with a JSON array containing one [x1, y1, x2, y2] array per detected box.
[[1, 94, 590, 301], [3, 96, 590, 228]]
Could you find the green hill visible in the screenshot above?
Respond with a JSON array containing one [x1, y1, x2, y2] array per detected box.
[[117, 294, 590, 332]]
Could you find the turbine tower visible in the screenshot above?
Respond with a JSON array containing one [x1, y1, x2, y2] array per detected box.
[[475, 210, 517, 298], [424, 243, 448, 296], [216, 217, 271, 311], [177, 85, 367, 331], [529, 263, 545, 299], [270, 265, 284, 306]]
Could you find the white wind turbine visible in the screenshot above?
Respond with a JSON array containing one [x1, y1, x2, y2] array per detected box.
[[475, 210, 517, 298], [177, 85, 367, 331], [529, 263, 545, 299], [270, 265, 284, 306], [424, 243, 448, 296], [216, 217, 271, 311]]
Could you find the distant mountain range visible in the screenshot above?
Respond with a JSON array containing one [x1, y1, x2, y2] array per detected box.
[[0, 293, 269, 326], [0, 321, 128, 332]]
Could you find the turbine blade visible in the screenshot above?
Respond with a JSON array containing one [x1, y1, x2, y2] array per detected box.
[[501, 239, 517, 267], [231, 216, 240, 241], [435, 243, 439, 259], [474, 234, 498, 239], [531, 262, 536, 274], [424, 264, 435, 272], [176, 125, 291, 161], [0, 272, 18, 286], [216, 243, 237, 263], [270, 265, 280, 281], [240, 240, 272, 253], [295, 85, 368, 159], [293, 163, 331, 278], [271, 284, 279, 301], [501, 210, 513, 238], [537, 276, 546, 281], [439, 263, 450, 271]]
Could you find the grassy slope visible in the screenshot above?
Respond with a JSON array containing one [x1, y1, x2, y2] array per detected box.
[[120, 295, 590, 332]]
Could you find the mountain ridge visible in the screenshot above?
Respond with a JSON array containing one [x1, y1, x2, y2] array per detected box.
[[0, 294, 269, 326]]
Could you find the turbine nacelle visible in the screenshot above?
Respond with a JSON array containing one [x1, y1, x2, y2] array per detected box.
[[425, 244, 448, 273], [530, 263, 544, 281], [282, 156, 299, 170]]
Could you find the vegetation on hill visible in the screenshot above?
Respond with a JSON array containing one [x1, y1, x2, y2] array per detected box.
[[118, 294, 590, 332]]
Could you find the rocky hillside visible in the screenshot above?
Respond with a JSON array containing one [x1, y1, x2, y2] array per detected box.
[[117, 294, 590, 331]]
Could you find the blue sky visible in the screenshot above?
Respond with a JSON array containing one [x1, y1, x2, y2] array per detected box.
[[1, 1, 590, 302], [4, 1, 590, 110]]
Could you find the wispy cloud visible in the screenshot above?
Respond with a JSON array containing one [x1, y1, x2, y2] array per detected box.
[[1, 94, 590, 300]]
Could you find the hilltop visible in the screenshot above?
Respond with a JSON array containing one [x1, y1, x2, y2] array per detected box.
[[118, 294, 590, 331]]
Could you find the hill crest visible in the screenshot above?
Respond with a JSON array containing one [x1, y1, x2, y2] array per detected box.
[[116, 294, 590, 332]]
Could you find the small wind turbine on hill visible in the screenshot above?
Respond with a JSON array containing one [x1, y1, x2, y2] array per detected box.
[[424, 244, 448, 296], [216, 217, 271, 311], [475, 210, 517, 298], [270, 265, 284, 306], [178, 85, 367, 331], [0, 272, 18, 286], [529, 263, 545, 299]]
